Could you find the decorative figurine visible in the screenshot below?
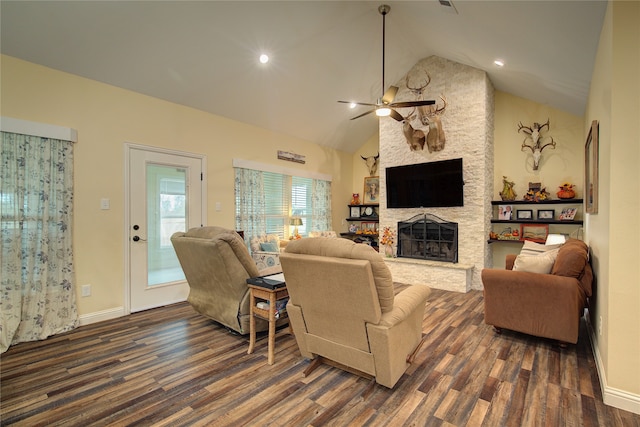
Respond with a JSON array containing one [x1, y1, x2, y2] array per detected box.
[[350, 193, 361, 205], [499, 176, 517, 201]]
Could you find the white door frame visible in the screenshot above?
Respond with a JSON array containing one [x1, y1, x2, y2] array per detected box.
[[123, 142, 207, 314]]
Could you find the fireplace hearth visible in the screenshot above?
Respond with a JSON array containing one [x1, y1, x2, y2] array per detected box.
[[397, 214, 458, 263]]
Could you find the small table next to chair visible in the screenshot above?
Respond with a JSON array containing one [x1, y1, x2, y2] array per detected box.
[[246, 273, 289, 365]]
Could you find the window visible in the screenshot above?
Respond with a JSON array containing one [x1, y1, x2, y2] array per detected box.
[[235, 167, 331, 240]]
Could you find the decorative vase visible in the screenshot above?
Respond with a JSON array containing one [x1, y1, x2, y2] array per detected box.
[[384, 244, 394, 258]]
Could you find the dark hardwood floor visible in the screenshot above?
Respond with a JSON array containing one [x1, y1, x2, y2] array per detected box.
[[2, 287, 639, 427]]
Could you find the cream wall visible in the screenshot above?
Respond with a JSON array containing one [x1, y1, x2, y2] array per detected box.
[[492, 91, 586, 268], [1, 55, 354, 317], [585, 0, 640, 407], [351, 134, 380, 196]]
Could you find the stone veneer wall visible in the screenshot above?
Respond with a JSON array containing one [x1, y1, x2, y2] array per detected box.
[[379, 56, 494, 291]]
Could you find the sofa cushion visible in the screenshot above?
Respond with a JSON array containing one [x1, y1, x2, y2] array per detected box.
[[513, 248, 560, 274], [552, 239, 589, 279], [259, 241, 279, 252]]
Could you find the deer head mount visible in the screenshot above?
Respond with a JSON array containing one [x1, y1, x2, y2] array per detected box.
[[518, 119, 556, 170], [361, 152, 380, 176], [399, 70, 447, 152]]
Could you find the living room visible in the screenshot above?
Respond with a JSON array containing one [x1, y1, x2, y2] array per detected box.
[[1, 0, 638, 423]]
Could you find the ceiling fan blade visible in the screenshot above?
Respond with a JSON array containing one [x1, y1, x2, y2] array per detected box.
[[338, 100, 377, 107], [381, 86, 399, 104], [350, 109, 376, 120], [389, 100, 436, 108], [389, 109, 404, 122]]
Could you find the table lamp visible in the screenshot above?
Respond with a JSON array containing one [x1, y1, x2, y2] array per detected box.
[[290, 217, 303, 237]]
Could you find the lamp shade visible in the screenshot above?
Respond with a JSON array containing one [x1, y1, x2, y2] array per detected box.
[[289, 218, 303, 226], [545, 234, 567, 245]]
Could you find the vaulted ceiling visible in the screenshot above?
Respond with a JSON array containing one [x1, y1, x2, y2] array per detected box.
[[1, 1, 607, 152]]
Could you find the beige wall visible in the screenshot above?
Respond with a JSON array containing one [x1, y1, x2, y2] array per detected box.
[[585, 0, 640, 401], [1, 55, 354, 316], [492, 91, 586, 267]]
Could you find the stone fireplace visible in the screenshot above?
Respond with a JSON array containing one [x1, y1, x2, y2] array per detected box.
[[379, 56, 494, 292], [397, 214, 458, 263]]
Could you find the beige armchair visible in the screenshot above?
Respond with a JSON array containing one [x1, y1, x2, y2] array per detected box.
[[280, 237, 431, 388], [171, 227, 285, 335]]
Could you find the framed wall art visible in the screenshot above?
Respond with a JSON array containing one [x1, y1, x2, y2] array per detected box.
[[520, 224, 549, 243], [585, 120, 599, 214], [363, 176, 380, 204]]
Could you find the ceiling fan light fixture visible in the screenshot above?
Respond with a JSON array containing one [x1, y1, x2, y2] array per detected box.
[[376, 107, 391, 117]]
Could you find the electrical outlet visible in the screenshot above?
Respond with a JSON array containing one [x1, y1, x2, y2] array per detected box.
[[82, 284, 91, 297], [598, 316, 603, 336]]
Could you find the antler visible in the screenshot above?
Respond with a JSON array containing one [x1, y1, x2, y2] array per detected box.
[[518, 121, 533, 135], [404, 71, 431, 99], [430, 95, 447, 116]]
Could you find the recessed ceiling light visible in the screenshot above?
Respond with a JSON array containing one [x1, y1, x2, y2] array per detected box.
[[494, 59, 505, 67], [349, 102, 357, 109], [259, 54, 269, 64]]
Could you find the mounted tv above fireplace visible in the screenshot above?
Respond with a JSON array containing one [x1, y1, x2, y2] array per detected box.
[[386, 158, 464, 208]]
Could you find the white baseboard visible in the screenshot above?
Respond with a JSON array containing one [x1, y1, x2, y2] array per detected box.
[[586, 315, 640, 415], [78, 306, 126, 326]]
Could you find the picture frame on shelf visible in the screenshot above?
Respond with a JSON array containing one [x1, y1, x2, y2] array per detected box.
[[498, 205, 513, 220], [559, 207, 577, 221], [520, 224, 549, 243], [537, 209, 555, 220], [350, 206, 360, 218], [516, 209, 533, 220], [585, 120, 599, 214], [363, 176, 380, 204]]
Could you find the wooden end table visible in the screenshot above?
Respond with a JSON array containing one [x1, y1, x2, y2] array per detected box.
[[247, 284, 289, 365]]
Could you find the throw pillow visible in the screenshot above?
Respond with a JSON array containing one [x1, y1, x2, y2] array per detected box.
[[259, 241, 279, 252], [513, 248, 560, 274], [519, 240, 563, 257]]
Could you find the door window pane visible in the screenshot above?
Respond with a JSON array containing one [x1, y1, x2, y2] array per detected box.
[[147, 165, 186, 285]]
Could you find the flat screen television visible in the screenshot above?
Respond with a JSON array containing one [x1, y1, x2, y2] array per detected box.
[[386, 158, 464, 208]]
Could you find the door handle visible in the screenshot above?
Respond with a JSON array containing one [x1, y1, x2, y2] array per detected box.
[[132, 235, 147, 242]]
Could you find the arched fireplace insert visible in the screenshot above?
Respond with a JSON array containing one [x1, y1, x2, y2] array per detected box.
[[397, 214, 458, 263]]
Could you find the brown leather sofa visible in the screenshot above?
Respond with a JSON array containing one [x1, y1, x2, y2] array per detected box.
[[280, 237, 431, 388], [171, 226, 284, 334], [481, 239, 593, 344]]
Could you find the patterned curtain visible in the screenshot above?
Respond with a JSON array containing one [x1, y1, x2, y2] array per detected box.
[[1, 132, 78, 353], [234, 167, 267, 241], [311, 179, 332, 231]]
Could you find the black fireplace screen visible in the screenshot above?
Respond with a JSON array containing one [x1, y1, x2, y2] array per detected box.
[[397, 214, 458, 263]]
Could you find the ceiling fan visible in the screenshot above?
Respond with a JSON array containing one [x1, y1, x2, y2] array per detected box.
[[338, 4, 435, 121]]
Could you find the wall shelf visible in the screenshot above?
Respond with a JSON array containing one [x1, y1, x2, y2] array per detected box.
[[490, 199, 583, 244], [491, 219, 583, 225], [491, 199, 583, 205]]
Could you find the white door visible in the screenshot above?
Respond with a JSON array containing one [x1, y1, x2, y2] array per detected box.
[[128, 145, 205, 312]]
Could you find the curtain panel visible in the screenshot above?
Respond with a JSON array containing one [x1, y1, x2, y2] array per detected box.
[[1, 132, 78, 353], [234, 167, 267, 239]]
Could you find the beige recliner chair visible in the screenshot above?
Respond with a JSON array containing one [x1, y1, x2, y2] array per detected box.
[[280, 238, 431, 388], [171, 226, 284, 335]]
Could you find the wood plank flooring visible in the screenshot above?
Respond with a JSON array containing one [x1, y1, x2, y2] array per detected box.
[[2, 287, 639, 427]]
